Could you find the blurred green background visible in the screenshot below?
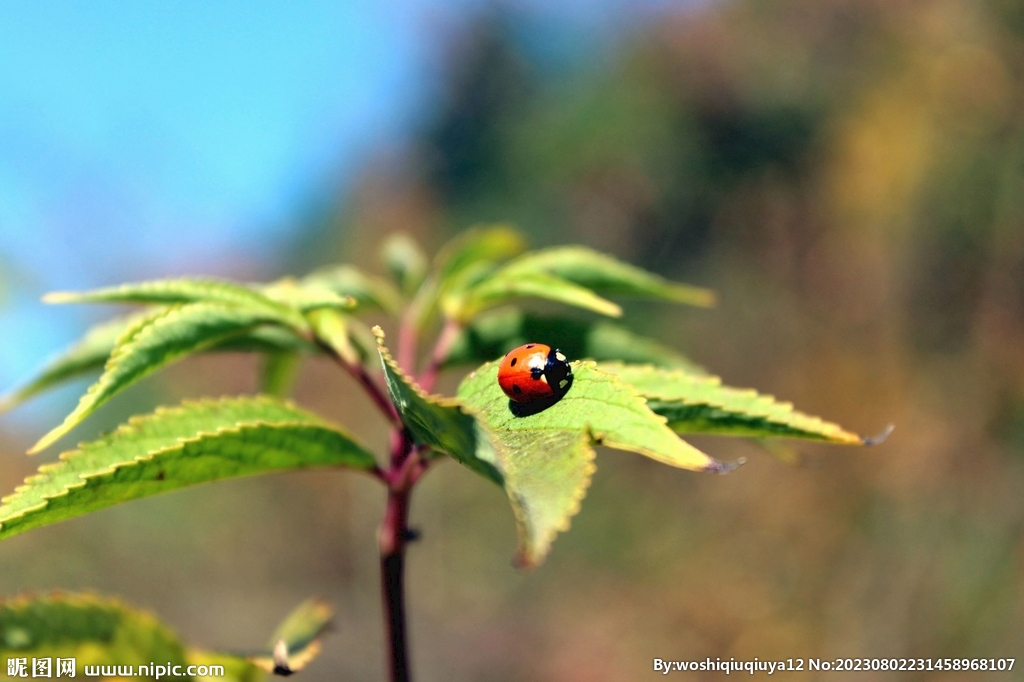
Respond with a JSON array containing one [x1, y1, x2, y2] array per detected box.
[[3, 1, 1024, 679]]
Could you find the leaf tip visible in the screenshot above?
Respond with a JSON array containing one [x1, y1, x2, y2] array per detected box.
[[272, 638, 292, 676], [512, 553, 537, 570], [704, 456, 746, 474], [862, 423, 895, 446], [27, 430, 60, 455], [689, 287, 718, 308], [41, 291, 76, 304]]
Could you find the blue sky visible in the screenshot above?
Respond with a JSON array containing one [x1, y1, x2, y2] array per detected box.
[[0, 0, 682, 427], [0, 2, 450, 274], [0, 1, 465, 412]]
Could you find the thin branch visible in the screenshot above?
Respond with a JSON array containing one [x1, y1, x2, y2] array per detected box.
[[406, 446, 435, 486], [380, 426, 416, 682], [417, 318, 460, 394], [379, 484, 412, 682], [396, 297, 419, 375], [317, 340, 401, 426], [367, 463, 389, 484], [388, 428, 413, 472], [396, 276, 441, 376], [390, 445, 429, 488]]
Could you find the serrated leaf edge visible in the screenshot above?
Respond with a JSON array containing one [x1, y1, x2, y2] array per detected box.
[[459, 360, 728, 566], [45, 277, 309, 329], [371, 326, 474, 412], [29, 303, 291, 454], [512, 433, 596, 569], [599, 362, 864, 445], [0, 590, 180, 636], [0, 313, 146, 416], [566, 361, 727, 472], [260, 278, 357, 313], [28, 307, 174, 453], [456, 360, 599, 566], [373, 326, 505, 484], [4, 396, 373, 536]]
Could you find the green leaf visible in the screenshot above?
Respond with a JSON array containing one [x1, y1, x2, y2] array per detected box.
[[381, 233, 428, 295], [300, 265, 402, 313], [499, 246, 716, 307], [400, 237, 710, 330], [264, 598, 332, 659], [457, 360, 731, 567], [260, 278, 355, 313], [2, 396, 376, 541], [454, 272, 622, 321], [443, 308, 705, 372], [345, 316, 380, 363], [44, 277, 308, 330], [597, 363, 866, 443], [211, 326, 317, 355], [30, 303, 313, 453], [434, 224, 528, 285], [373, 327, 502, 485], [0, 312, 146, 415], [2, 322, 317, 416], [403, 226, 529, 333], [249, 598, 333, 675], [0, 592, 191, 674], [0, 592, 329, 682], [432, 224, 528, 323], [307, 308, 360, 365], [259, 352, 301, 398]]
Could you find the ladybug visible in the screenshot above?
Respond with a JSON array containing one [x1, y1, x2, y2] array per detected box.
[[498, 343, 573, 403]]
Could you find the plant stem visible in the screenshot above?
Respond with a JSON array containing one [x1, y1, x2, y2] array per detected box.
[[317, 340, 401, 426], [380, 431, 415, 682], [418, 318, 460, 394], [378, 295, 440, 682], [348, 360, 401, 424], [397, 315, 418, 376]]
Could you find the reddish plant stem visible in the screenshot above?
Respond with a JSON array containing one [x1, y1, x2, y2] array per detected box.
[[380, 482, 412, 682], [377, 309, 456, 682], [384, 317, 414, 682], [418, 318, 460, 394], [397, 313, 418, 376], [380, 428, 418, 682], [317, 340, 400, 426]]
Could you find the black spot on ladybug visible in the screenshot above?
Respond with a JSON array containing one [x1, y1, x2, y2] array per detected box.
[[513, 384, 522, 394], [510, 357, 517, 366], [543, 348, 572, 393], [530, 366, 543, 380], [526, 344, 534, 348]]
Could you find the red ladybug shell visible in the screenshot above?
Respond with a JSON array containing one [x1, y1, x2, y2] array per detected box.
[[498, 344, 572, 403]]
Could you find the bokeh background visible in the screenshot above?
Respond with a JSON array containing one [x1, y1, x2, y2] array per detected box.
[[3, 1, 1024, 679]]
